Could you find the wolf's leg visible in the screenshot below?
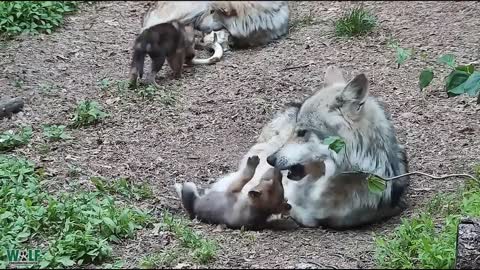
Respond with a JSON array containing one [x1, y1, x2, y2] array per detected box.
[[227, 156, 260, 193], [289, 204, 319, 228]]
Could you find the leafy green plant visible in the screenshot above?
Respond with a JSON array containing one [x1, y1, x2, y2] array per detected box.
[[91, 177, 154, 201], [71, 100, 108, 128], [0, 155, 152, 268], [0, 126, 32, 152], [0, 1, 78, 37], [335, 6, 377, 37], [418, 54, 480, 98], [42, 124, 73, 141], [374, 168, 480, 269]]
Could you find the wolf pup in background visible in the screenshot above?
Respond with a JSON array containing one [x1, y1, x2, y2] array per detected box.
[[175, 156, 291, 230], [267, 66, 410, 230], [129, 20, 195, 88]]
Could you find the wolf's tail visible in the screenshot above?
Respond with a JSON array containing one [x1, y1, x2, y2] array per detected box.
[[175, 182, 199, 220]]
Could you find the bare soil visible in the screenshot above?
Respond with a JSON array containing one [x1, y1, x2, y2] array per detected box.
[[1, 1, 479, 269]]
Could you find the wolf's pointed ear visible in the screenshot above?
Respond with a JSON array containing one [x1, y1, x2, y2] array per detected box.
[[341, 73, 369, 107], [324, 66, 346, 86], [248, 190, 262, 199]]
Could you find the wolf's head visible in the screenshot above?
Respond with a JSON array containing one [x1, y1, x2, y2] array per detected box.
[[267, 66, 404, 180]]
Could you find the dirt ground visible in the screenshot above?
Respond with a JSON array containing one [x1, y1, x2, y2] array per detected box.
[[1, 1, 480, 269]]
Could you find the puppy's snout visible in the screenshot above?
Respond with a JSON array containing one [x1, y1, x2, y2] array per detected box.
[[266, 155, 277, 167]]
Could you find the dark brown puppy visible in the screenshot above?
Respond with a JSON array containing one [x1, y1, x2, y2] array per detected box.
[[129, 20, 195, 88]]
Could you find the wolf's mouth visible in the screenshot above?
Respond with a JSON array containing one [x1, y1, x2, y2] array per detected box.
[[287, 164, 306, 181]]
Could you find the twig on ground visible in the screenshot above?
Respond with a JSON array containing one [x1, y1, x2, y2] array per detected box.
[[279, 63, 312, 72], [340, 171, 479, 182]]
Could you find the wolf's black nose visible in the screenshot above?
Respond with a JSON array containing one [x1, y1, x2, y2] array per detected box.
[[266, 155, 277, 166]]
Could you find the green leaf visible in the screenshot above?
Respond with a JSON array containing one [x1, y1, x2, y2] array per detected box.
[[419, 69, 434, 90], [56, 256, 75, 267], [445, 70, 470, 96], [367, 174, 387, 194], [438, 54, 456, 68], [462, 71, 480, 97], [456, 64, 475, 75], [102, 217, 117, 232], [323, 136, 346, 153]]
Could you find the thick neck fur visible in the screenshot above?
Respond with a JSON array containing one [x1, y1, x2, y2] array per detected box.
[[212, 1, 289, 39], [333, 97, 406, 179]]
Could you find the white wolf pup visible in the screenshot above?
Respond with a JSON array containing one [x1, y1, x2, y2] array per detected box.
[[267, 66, 410, 229]]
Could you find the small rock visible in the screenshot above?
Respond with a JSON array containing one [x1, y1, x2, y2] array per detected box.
[[295, 262, 320, 269]]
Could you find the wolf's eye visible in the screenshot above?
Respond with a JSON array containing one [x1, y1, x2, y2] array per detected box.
[[210, 9, 215, 14], [297, 129, 307, 137]]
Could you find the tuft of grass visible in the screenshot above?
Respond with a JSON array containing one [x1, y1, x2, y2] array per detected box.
[[0, 155, 153, 269], [0, 1, 78, 38], [0, 126, 32, 152], [91, 177, 154, 201], [71, 100, 108, 128], [162, 211, 217, 263], [374, 168, 480, 269], [140, 249, 180, 269], [42, 124, 73, 141], [335, 6, 377, 37]]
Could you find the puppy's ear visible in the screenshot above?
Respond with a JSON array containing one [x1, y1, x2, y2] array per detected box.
[[248, 190, 262, 199]]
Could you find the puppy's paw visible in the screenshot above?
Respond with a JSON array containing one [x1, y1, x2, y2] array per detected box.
[[247, 155, 260, 168]]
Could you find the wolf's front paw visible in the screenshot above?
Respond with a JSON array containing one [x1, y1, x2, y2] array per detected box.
[[247, 155, 260, 168]]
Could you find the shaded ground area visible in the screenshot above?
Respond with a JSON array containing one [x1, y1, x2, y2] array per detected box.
[[1, 1, 479, 268]]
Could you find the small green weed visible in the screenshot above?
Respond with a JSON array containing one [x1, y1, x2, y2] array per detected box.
[[289, 11, 316, 32], [0, 155, 153, 268], [335, 6, 377, 37], [42, 124, 73, 141], [388, 41, 413, 68], [374, 168, 480, 269], [0, 126, 32, 152], [0, 1, 78, 37], [71, 100, 108, 128], [91, 177, 154, 201], [162, 211, 217, 264], [98, 78, 111, 91]]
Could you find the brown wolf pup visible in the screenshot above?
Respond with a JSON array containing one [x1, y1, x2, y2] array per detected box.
[[129, 20, 195, 89], [176, 156, 292, 230]]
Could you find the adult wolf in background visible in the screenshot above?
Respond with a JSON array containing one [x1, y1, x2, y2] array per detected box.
[[141, 1, 289, 60], [267, 66, 410, 229]]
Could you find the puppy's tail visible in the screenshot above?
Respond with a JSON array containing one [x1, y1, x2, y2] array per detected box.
[[175, 182, 199, 220]]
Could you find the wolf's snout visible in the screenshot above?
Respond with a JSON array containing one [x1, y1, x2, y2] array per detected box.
[[266, 155, 277, 167]]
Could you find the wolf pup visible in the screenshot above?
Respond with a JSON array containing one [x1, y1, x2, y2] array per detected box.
[[175, 155, 291, 230], [267, 66, 410, 230], [129, 20, 195, 88]]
